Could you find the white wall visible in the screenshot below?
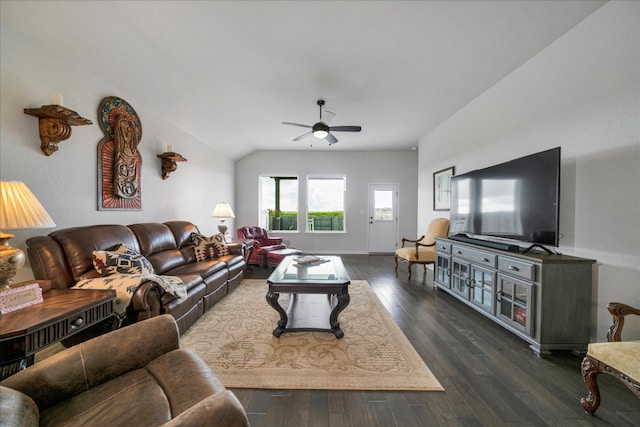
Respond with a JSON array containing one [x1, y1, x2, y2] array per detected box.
[[235, 150, 418, 253], [418, 1, 640, 341], [0, 24, 236, 282]]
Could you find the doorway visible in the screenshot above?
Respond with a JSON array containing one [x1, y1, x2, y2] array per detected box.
[[368, 184, 398, 253]]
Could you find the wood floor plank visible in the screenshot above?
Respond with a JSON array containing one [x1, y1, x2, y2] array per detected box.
[[229, 255, 640, 427]]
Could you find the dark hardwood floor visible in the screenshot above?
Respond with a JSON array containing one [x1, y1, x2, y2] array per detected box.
[[236, 254, 639, 427]]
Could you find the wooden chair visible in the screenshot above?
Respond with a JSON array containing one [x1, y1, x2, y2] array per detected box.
[[394, 218, 449, 281], [581, 302, 640, 415]]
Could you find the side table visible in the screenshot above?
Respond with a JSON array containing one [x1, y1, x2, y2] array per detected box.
[[0, 287, 116, 380], [227, 238, 256, 271]]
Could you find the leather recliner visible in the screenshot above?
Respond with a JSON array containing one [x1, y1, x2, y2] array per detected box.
[[236, 226, 286, 267], [0, 314, 249, 427]]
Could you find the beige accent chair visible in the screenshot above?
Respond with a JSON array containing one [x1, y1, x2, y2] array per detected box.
[[395, 218, 450, 281], [581, 302, 640, 415], [0, 314, 249, 427]]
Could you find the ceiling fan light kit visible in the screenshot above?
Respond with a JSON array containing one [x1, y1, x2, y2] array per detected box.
[[283, 99, 361, 146], [312, 122, 328, 139]]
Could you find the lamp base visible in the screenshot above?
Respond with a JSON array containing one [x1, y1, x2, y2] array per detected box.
[[0, 233, 25, 291], [217, 220, 228, 235]]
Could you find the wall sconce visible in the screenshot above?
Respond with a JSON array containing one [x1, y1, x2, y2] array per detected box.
[[157, 145, 187, 180], [24, 95, 92, 156]]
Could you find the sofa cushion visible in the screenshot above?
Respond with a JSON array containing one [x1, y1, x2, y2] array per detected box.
[[166, 258, 227, 279], [588, 340, 640, 381], [49, 225, 141, 282], [93, 244, 155, 276], [40, 368, 172, 427], [395, 246, 437, 262], [191, 233, 229, 261]]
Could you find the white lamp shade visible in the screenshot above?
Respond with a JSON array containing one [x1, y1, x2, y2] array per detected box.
[[211, 202, 235, 219], [1, 181, 56, 230]]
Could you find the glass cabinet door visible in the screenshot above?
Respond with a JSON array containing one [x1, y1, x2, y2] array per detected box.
[[451, 259, 471, 300], [435, 254, 451, 288], [470, 265, 496, 315], [497, 274, 535, 337]]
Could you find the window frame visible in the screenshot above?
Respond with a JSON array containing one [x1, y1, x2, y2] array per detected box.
[[305, 175, 347, 233], [258, 174, 300, 233]]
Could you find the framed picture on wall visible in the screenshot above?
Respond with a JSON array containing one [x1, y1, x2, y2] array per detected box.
[[433, 166, 455, 211]]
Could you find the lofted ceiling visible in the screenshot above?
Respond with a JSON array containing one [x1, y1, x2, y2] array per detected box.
[[2, 1, 606, 160]]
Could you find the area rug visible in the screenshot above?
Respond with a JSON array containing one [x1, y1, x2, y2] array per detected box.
[[180, 279, 444, 391]]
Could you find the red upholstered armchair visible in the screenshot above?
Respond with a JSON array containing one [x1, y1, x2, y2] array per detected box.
[[237, 226, 286, 267]]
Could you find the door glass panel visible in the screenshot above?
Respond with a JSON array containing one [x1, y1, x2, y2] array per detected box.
[[515, 283, 527, 304], [502, 283, 513, 299], [514, 307, 527, 327], [373, 190, 393, 220], [501, 301, 512, 318], [473, 270, 483, 303], [483, 272, 493, 307]]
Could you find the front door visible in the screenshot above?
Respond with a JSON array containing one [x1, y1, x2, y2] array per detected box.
[[368, 184, 398, 253]]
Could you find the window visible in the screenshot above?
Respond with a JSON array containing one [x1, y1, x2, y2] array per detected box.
[[307, 177, 345, 232], [373, 189, 394, 221], [259, 176, 298, 231]]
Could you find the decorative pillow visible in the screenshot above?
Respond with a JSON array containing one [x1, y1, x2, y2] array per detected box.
[[191, 232, 229, 261], [93, 243, 155, 276]]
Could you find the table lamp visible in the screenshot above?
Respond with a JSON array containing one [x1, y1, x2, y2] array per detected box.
[[0, 181, 56, 290], [211, 202, 235, 236]]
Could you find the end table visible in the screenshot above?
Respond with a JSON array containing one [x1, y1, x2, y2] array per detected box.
[[0, 286, 116, 380]]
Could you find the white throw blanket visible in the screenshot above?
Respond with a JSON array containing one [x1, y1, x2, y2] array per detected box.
[[73, 274, 187, 317]]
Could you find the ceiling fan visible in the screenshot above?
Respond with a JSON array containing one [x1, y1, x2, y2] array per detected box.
[[282, 100, 362, 145]]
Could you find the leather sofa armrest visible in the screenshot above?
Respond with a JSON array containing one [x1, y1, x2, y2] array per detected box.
[[0, 386, 39, 427], [161, 390, 249, 427], [130, 281, 164, 321], [1, 315, 180, 411], [225, 243, 244, 256]]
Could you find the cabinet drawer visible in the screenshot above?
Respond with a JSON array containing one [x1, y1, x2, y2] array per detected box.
[[436, 241, 452, 254], [452, 245, 496, 268], [498, 257, 536, 281]]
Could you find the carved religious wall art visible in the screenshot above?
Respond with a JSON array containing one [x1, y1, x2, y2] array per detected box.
[[97, 96, 142, 210]]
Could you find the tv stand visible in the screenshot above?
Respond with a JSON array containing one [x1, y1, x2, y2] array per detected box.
[[522, 244, 554, 255], [434, 237, 595, 356]]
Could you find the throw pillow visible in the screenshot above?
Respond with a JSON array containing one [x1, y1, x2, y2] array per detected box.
[[93, 243, 155, 276], [191, 232, 229, 261]]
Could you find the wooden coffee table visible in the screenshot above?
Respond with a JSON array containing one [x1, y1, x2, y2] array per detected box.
[[0, 287, 116, 379], [266, 255, 350, 338]]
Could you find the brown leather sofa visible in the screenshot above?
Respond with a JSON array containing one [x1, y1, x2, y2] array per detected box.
[[0, 314, 250, 427], [27, 221, 245, 334], [236, 226, 286, 267]]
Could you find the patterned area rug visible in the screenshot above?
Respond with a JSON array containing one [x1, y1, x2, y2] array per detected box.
[[181, 279, 444, 391]]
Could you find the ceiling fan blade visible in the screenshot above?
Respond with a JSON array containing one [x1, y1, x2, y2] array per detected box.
[[282, 122, 312, 129], [293, 131, 312, 141], [322, 110, 336, 122], [329, 125, 361, 132], [326, 132, 338, 145]]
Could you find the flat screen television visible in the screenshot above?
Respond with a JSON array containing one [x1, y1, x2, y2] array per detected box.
[[449, 147, 561, 249]]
